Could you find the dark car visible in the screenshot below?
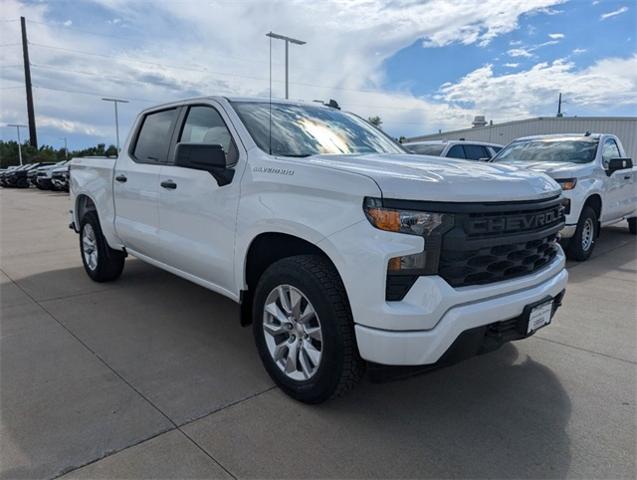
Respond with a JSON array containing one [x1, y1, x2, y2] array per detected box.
[[5, 163, 51, 188], [0, 166, 20, 187]]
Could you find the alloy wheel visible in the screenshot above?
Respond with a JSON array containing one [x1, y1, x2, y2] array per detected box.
[[262, 285, 323, 381]]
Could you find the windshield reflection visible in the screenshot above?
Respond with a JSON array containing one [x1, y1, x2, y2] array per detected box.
[[231, 101, 404, 157]]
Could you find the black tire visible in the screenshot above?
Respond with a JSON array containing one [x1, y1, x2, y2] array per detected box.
[[79, 211, 125, 282], [628, 218, 637, 235], [252, 255, 365, 403], [16, 178, 29, 188], [566, 206, 598, 261]]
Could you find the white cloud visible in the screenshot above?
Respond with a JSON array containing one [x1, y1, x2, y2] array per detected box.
[[508, 48, 534, 57], [572, 48, 587, 54], [601, 6, 629, 20], [439, 55, 637, 121], [63, 19, 72, 27], [548, 33, 564, 39], [504, 63, 520, 68]]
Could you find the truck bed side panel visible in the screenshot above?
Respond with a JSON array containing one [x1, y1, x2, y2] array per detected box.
[[70, 158, 122, 249]]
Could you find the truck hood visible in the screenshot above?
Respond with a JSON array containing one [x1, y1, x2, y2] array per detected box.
[[493, 160, 594, 179], [305, 154, 561, 202]]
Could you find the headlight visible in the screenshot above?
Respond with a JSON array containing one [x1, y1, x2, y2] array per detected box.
[[556, 178, 577, 190], [363, 197, 453, 286], [363, 197, 445, 236]]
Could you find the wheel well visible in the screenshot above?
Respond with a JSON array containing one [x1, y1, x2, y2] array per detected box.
[[240, 233, 332, 326], [76, 194, 97, 223]]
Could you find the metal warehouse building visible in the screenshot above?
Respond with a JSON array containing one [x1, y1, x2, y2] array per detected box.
[[406, 116, 637, 160]]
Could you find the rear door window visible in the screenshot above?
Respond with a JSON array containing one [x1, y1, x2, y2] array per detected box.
[[463, 144, 490, 160], [446, 145, 465, 159], [133, 108, 178, 164]]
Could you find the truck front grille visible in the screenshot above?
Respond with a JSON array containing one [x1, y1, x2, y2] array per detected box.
[[439, 233, 559, 287], [437, 197, 564, 288]]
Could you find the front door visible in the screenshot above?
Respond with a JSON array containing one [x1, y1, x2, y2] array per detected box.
[[157, 103, 243, 295], [114, 107, 179, 258], [601, 137, 634, 222]]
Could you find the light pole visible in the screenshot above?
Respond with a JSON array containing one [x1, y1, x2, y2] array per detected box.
[[7, 123, 28, 165], [60, 137, 68, 160], [266, 32, 306, 99], [101, 98, 129, 152]]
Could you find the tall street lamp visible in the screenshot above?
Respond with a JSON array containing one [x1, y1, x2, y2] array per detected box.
[[7, 123, 28, 165], [101, 97, 129, 152], [266, 32, 306, 99]]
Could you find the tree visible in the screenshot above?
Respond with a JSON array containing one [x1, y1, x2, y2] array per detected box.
[[368, 116, 383, 129]]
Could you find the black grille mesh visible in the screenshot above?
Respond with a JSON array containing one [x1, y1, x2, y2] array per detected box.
[[439, 234, 559, 287]]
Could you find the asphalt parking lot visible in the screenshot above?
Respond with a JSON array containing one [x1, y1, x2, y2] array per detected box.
[[1, 187, 635, 479]]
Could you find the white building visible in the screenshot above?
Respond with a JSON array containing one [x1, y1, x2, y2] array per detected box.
[[406, 116, 637, 160]]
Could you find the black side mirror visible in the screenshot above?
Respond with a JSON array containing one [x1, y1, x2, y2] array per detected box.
[[606, 157, 633, 176], [174, 143, 234, 186]]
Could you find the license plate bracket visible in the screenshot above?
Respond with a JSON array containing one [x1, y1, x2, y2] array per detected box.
[[521, 296, 555, 335]]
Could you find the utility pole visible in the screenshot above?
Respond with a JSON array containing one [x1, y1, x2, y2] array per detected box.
[[101, 98, 129, 152], [8, 124, 28, 166], [265, 32, 306, 99], [21, 16, 37, 148], [557, 92, 563, 117]]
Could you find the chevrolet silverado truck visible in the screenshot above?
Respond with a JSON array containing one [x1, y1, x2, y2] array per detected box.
[[492, 134, 636, 261], [69, 97, 568, 403]]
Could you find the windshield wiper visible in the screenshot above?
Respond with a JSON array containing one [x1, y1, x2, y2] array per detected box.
[[276, 153, 313, 158]]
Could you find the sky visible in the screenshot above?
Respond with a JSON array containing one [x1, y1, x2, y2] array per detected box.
[[0, 0, 635, 150]]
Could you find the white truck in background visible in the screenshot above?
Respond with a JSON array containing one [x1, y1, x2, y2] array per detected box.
[[492, 134, 637, 261], [69, 96, 568, 403]]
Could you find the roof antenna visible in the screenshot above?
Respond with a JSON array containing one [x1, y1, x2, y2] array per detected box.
[[268, 32, 273, 155]]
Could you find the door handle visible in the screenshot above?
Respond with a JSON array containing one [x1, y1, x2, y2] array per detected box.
[[161, 180, 177, 189], [624, 175, 631, 180], [115, 174, 127, 183]]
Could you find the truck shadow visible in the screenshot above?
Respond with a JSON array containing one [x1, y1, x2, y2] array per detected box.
[[1, 260, 573, 479]]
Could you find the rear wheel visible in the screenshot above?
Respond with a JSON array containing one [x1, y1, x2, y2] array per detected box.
[[628, 218, 636, 235], [79, 211, 125, 282], [252, 255, 364, 403], [566, 206, 598, 261]]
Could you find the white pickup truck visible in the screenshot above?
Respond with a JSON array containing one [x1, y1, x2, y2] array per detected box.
[[70, 97, 568, 403], [492, 134, 636, 260]]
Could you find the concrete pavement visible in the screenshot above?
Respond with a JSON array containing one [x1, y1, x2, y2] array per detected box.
[[1, 188, 635, 479]]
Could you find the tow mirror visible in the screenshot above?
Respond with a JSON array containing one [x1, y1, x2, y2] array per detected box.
[[174, 143, 234, 186], [606, 157, 633, 176]]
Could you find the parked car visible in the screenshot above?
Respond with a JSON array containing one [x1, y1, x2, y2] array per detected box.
[[492, 133, 636, 260], [28, 162, 59, 187], [70, 97, 567, 403], [0, 166, 20, 186], [403, 140, 503, 160], [50, 163, 70, 192], [3, 163, 45, 188]]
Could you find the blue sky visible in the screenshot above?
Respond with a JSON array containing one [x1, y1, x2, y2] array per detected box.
[[1, 0, 635, 150]]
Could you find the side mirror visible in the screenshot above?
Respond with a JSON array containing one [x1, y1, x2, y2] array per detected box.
[[606, 157, 633, 176], [174, 143, 234, 186]]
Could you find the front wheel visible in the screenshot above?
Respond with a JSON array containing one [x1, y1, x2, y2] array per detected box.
[[566, 206, 598, 261], [252, 255, 364, 403], [79, 211, 125, 282]]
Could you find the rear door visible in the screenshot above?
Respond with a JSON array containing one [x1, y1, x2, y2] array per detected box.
[[114, 107, 179, 258], [157, 102, 244, 294]]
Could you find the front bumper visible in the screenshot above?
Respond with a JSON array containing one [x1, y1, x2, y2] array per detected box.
[[560, 224, 577, 239], [355, 266, 567, 365]]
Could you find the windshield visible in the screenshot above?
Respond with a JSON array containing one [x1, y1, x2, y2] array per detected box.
[[231, 101, 404, 157], [493, 138, 599, 164], [403, 143, 445, 156]]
